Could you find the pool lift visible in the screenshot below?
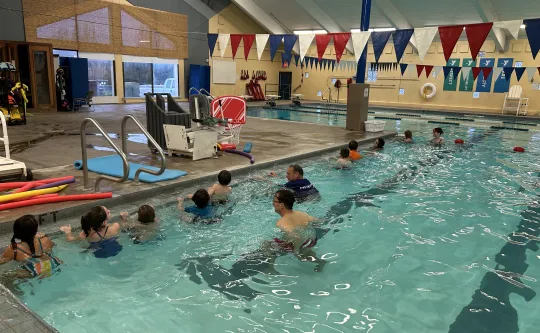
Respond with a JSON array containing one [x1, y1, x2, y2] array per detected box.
[[0, 112, 32, 181]]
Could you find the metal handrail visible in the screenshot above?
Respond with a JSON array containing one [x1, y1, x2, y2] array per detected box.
[[80, 118, 129, 191], [121, 115, 167, 182], [188, 87, 200, 96], [199, 88, 214, 98], [321, 87, 330, 102]]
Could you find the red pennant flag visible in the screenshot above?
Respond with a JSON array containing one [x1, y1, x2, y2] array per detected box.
[[315, 34, 332, 61], [481, 67, 492, 79], [465, 23, 493, 61], [471, 67, 482, 80], [331, 33, 351, 63], [425, 65, 434, 78], [416, 65, 425, 78], [242, 34, 255, 61], [439, 25, 465, 62], [230, 34, 243, 60]]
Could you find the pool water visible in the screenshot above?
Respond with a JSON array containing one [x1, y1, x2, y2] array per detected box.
[[7, 121, 540, 333]]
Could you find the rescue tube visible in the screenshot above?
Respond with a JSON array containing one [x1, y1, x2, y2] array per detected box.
[[454, 139, 464, 144], [514, 147, 525, 153], [420, 83, 437, 99]]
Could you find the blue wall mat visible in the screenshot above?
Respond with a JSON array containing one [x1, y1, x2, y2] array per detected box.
[[74, 155, 187, 183], [189, 64, 211, 95]]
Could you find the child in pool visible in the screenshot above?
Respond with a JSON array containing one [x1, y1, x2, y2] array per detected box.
[[404, 130, 413, 143], [348, 140, 362, 160], [208, 170, 232, 204], [368, 138, 385, 152], [336, 148, 352, 169], [120, 205, 158, 243], [178, 189, 214, 222], [431, 127, 444, 144]]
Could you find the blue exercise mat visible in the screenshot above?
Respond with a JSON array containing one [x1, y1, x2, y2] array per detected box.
[[74, 155, 187, 183]]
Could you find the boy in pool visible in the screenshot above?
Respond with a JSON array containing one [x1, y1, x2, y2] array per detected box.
[[120, 205, 158, 243], [348, 140, 362, 160], [365, 138, 385, 154], [404, 130, 413, 143], [336, 148, 352, 169], [178, 189, 214, 222], [208, 170, 232, 204]]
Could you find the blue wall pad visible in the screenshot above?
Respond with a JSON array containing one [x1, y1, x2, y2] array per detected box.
[[74, 155, 187, 183]]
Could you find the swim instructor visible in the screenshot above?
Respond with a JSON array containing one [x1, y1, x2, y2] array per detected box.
[[270, 164, 320, 202]]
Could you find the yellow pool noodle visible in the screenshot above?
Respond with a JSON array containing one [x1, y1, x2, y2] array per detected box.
[[0, 185, 68, 203]]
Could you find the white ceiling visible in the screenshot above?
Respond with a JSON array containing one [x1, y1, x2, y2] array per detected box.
[[242, 0, 538, 33]]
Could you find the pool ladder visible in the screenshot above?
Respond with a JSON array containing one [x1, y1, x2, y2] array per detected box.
[[80, 115, 166, 191]]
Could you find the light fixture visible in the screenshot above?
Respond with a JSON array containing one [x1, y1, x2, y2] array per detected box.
[[139, 40, 150, 43], [294, 29, 327, 35], [351, 28, 396, 33], [520, 24, 526, 29]]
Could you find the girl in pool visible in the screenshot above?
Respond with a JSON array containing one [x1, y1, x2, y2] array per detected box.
[[431, 127, 444, 145], [1, 215, 62, 278], [60, 206, 123, 258], [403, 130, 413, 143]]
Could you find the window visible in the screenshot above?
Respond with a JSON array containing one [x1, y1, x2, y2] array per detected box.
[[80, 53, 115, 97], [122, 56, 179, 97]]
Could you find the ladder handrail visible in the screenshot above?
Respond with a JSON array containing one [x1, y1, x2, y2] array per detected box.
[[189, 87, 201, 96], [121, 115, 167, 182], [199, 88, 214, 99], [81, 118, 129, 191], [321, 87, 330, 102], [0, 113, 10, 160]]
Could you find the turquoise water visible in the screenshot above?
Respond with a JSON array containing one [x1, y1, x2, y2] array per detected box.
[[6, 121, 540, 333]]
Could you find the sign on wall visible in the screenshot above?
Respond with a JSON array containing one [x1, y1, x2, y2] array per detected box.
[[475, 58, 495, 93], [459, 58, 477, 92], [443, 58, 461, 91], [494, 58, 514, 93]]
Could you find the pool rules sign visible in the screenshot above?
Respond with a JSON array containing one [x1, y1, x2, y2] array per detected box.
[[443, 58, 461, 91]]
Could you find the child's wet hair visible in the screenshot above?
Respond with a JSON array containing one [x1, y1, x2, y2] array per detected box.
[[376, 138, 385, 148], [433, 127, 444, 135], [340, 148, 350, 158], [348, 140, 358, 151], [192, 189, 211, 208], [137, 205, 155, 224], [404, 130, 412, 139], [217, 170, 232, 186]]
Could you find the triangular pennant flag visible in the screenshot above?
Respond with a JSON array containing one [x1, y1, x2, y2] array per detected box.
[[294, 54, 300, 67], [523, 18, 540, 59], [314, 58, 319, 70], [526, 67, 536, 82], [351, 32, 371, 63], [416, 65, 425, 78], [331, 33, 351, 63], [481, 67, 493, 79], [400, 63, 408, 76], [493, 20, 523, 40], [443, 66, 461, 79], [218, 33, 230, 57], [293, 40, 300, 55], [347, 61, 351, 71], [269, 35, 283, 62], [392, 29, 413, 63], [309, 57, 314, 69], [242, 35, 255, 61], [371, 31, 392, 63], [515, 67, 526, 81], [207, 33, 218, 57], [283, 34, 298, 60], [230, 35, 242, 60], [340, 61, 344, 71], [322, 59, 327, 70], [493, 67, 504, 79], [432, 66, 443, 78], [471, 67, 482, 80], [315, 34, 332, 61], [461, 66, 472, 79], [503, 67, 514, 81], [464, 23, 493, 61], [414, 27, 438, 62], [425, 65, 434, 78], [331, 60, 335, 71], [439, 25, 465, 62], [298, 33, 315, 62], [255, 34, 269, 60]]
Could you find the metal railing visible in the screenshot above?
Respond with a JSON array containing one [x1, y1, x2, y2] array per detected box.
[[80, 118, 129, 191]]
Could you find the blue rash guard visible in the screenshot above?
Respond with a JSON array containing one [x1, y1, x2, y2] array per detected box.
[[284, 179, 320, 201], [185, 205, 214, 219]]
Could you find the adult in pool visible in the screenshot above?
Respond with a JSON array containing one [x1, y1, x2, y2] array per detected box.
[[60, 206, 123, 258], [1, 215, 62, 278], [431, 127, 444, 145], [269, 164, 320, 202]]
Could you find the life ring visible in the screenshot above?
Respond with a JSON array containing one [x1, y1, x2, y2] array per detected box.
[[420, 83, 436, 99]]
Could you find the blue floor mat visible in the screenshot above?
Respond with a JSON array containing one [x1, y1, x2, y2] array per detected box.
[[74, 155, 187, 183]]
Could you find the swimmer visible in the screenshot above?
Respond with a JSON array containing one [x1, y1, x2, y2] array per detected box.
[[348, 140, 362, 160], [262, 190, 326, 273], [431, 127, 444, 145], [337, 148, 352, 169], [269, 164, 320, 202], [120, 205, 158, 243], [365, 138, 385, 155], [208, 170, 232, 204], [178, 189, 214, 222], [404, 130, 413, 143]]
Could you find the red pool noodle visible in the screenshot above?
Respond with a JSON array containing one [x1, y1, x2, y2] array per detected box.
[[0, 193, 113, 211], [0, 176, 75, 190]]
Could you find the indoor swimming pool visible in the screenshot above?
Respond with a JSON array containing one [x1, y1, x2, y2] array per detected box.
[[4, 121, 540, 333]]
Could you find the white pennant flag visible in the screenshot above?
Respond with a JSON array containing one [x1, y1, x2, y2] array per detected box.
[[298, 33, 315, 62], [347, 61, 352, 71], [414, 27, 438, 62], [218, 34, 230, 58], [432, 66, 443, 78], [351, 32, 371, 63], [493, 20, 522, 40], [493, 67, 504, 79], [255, 34, 269, 60], [526, 67, 537, 82], [461, 66, 472, 79], [340, 62, 345, 71], [293, 40, 300, 55]]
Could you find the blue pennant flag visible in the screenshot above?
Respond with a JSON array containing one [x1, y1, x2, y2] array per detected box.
[[503, 67, 514, 81], [294, 54, 300, 67], [331, 60, 335, 71], [393, 29, 413, 63], [515, 67, 526, 81], [524, 19, 540, 59], [400, 63, 408, 76], [309, 57, 314, 69], [283, 34, 298, 61], [443, 66, 461, 79], [269, 35, 283, 62], [371, 31, 392, 63], [207, 33, 218, 57], [314, 58, 319, 69], [322, 59, 327, 70]]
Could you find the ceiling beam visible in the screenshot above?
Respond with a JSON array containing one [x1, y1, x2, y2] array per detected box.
[[183, 0, 217, 20], [294, 0, 354, 53], [374, 0, 417, 51], [472, 0, 508, 52], [230, 0, 288, 34]]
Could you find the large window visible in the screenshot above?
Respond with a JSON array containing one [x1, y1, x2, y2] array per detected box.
[[80, 53, 115, 97], [122, 56, 178, 97]]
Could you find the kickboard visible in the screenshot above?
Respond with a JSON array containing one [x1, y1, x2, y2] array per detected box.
[[74, 155, 187, 183], [243, 142, 252, 153]]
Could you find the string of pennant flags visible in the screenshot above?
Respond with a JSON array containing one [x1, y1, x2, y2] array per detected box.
[[207, 18, 540, 65]]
